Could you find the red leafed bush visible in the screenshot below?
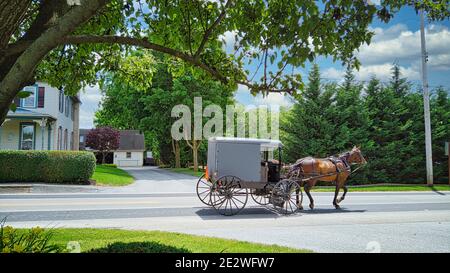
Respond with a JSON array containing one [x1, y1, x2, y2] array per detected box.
[[85, 126, 120, 164]]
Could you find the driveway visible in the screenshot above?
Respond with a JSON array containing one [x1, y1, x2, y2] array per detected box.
[[104, 166, 198, 194]]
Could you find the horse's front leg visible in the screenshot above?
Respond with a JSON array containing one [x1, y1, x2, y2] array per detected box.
[[295, 188, 303, 210], [337, 185, 348, 204], [333, 184, 341, 209]]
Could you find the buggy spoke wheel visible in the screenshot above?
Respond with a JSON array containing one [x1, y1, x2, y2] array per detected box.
[[211, 176, 248, 216], [196, 174, 213, 206], [251, 190, 270, 205], [271, 179, 302, 215]]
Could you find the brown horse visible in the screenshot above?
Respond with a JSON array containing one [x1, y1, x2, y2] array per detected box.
[[288, 146, 367, 209]]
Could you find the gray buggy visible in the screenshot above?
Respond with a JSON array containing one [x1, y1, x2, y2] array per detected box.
[[196, 137, 303, 216]]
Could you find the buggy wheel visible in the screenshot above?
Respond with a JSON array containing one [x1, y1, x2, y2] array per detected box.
[[271, 179, 302, 215], [251, 191, 270, 205], [211, 175, 248, 216], [196, 174, 213, 206]]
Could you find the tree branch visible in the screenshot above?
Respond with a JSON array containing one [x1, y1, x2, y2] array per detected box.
[[61, 35, 229, 83], [193, 0, 232, 58]]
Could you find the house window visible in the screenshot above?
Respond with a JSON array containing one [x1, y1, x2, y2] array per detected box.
[[70, 132, 74, 150], [59, 90, 64, 113], [20, 86, 37, 108], [64, 129, 68, 150], [126, 152, 132, 158], [57, 126, 62, 150], [79, 135, 84, 143], [20, 123, 35, 150], [65, 97, 69, 117], [71, 102, 75, 121]]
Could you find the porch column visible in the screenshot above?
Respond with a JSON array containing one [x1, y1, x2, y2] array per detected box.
[[39, 118, 47, 151]]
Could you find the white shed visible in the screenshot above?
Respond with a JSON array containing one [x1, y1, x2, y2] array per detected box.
[[113, 130, 145, 167]]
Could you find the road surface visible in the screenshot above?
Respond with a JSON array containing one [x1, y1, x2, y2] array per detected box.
[[1, 167, 449, 253]]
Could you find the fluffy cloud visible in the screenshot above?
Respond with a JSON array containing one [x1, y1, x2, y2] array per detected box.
[[358, 23, 450, 68], [323, 63, 420, 82], [323, 23, 449, 82]]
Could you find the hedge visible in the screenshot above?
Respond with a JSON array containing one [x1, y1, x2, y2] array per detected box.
[[0, 150, 96, 183]]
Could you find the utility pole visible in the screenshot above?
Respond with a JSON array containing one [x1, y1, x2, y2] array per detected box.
[[420, 10, 433, 186]]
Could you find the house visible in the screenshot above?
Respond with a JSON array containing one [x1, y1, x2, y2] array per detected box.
[[79, 129, 145, 167], [0, 82, 80, 151]]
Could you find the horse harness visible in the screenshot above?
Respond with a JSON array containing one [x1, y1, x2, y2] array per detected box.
[[289, 154, 351, 180]]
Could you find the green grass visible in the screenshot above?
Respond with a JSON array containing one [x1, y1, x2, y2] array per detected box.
[[46, 228, 309, 253], [92, 165, 134, 186], [167, 167, 204, 177], [311, 184, 450, 192]]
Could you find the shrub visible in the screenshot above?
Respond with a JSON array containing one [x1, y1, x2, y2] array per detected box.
[[88, 241, 190, 253], [101, 164, 117, 168], [0, 150, 96, 183], [0, 219, 62, 253]]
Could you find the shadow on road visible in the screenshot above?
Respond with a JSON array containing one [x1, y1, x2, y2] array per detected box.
[[299, 208, 366, 214], [195, 206, 366, 219], [196, 207, 280, 220]]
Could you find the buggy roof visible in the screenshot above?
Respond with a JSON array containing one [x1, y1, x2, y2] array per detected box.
[[208, 137, 282, 148]]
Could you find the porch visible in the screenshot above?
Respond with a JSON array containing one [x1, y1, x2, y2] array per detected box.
[[0, 108, 56, 150]]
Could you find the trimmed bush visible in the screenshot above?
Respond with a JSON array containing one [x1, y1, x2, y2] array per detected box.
[[0, 150, 96, 183], [101, 164, 117, 168]]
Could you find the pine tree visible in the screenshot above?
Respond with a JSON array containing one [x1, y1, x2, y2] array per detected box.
[[390, 64, 409, 97], [281, 64, 336, 162]]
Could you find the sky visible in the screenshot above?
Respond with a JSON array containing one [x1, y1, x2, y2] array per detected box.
[[79, 5, 450, 129]]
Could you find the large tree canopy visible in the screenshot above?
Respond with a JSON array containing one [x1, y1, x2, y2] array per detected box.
[[1, 0, 449, 123]]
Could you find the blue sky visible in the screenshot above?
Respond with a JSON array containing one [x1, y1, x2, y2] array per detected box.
[[80, 5, 450, 128], [235, 6, 450, 107]]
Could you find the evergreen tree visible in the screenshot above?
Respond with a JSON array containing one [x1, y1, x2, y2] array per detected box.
[[281, 64, 336, 162], [390, 64, 409, 97]]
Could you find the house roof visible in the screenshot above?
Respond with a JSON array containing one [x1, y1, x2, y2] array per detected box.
[[118, 130, 145, 151], [80, 129, 145, 151], [6, 107, 56, 121]]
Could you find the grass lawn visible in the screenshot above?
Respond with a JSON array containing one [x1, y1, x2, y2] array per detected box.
[[47, 228, 309, 253], [311, 184, 450, 192], [167, 167, 204, 177], [92, 165, 134, 186]]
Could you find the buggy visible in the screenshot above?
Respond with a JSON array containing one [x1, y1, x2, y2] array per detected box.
[[196, 137, 302, 216]]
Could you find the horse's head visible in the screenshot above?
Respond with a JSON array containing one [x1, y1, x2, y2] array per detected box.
[[348, 145, 367, 165]]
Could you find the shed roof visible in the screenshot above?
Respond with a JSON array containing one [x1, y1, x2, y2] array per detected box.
[[117, 130, 145, 151]]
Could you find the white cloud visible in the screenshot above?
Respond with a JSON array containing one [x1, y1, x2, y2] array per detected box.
[[234, 85, 294, 109], [358, 23, 450, 69], [79, 84, 102, 129], [323, 63, 420, 82], [322, 23, 449, 83]]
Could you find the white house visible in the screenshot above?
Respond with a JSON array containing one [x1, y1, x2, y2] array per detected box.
[[0, 82, 80, 151]]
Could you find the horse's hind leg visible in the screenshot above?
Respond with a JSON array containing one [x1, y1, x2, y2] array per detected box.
[[304, 182, 314, 209], [337, 186, 348, 204], [333, 184, 341, 209]]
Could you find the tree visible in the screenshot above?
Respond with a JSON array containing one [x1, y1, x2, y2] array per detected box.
[[281, 64, 336, 163], [1, 0, 449, 124], [390, 63, 409, 97], [85, 126, 120, 164]]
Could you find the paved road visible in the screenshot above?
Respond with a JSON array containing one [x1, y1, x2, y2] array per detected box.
[[1, 167, 449, 253]]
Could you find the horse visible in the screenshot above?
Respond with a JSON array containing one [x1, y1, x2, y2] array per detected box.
[[287, 146, 367, 210]]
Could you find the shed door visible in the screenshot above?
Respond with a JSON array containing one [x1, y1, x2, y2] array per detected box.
[[217, 143, 261, 182]]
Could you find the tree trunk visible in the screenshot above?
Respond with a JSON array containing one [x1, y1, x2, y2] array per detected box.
[[172, 139, 181, 168], [175, 143, 181, 168], [102, 152, 106, 164], [193, 140, 199, 172], [0, 0, 109, 124]]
